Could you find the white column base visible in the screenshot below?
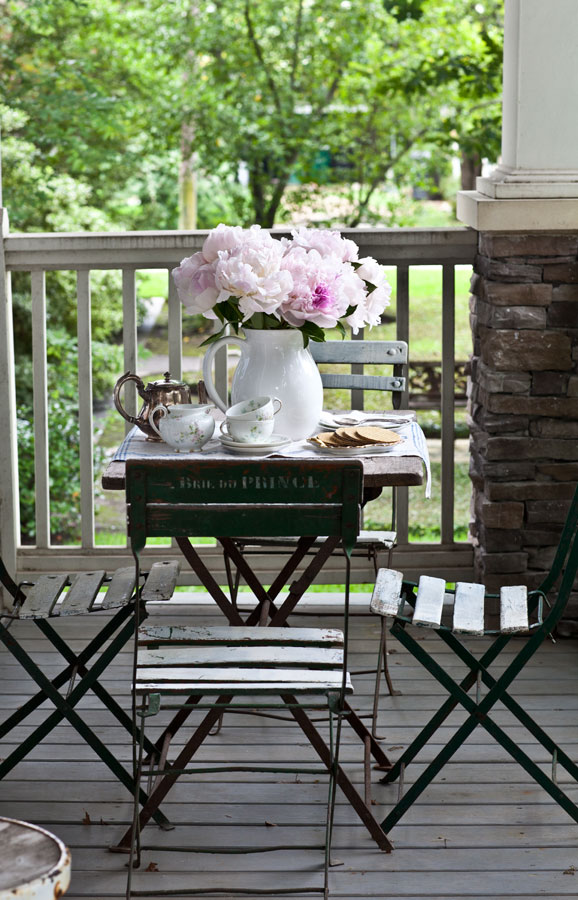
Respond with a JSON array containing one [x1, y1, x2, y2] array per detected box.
[[457, 190, 578, 232]]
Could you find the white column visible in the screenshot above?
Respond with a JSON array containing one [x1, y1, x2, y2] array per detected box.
[[458, 0, 578, 230]]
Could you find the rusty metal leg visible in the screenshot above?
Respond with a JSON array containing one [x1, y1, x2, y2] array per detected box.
[[282, 693, 393, 852], [270, 537, 341, 627], [223, 547, 242, 609], [342, 701, 392, 769], [145, 695, 203, 762], [115, 696, 234, 851]]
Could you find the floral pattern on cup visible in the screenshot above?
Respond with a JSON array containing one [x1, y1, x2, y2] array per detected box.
[[220, 414, 275, 443], [225, 396, 282, 421]]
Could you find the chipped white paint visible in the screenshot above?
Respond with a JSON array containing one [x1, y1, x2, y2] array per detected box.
[[453, 582, 486, 635], [412, 575, 446, 628], [370, 568, 404, 618], [500, 585, 529, 634]]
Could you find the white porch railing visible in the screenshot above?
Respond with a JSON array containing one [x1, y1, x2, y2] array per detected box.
[[0, 218, 477, 586]]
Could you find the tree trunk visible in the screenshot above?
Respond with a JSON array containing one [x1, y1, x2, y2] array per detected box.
[[460, 150, 482, 191], [179, 123, 197, 230]]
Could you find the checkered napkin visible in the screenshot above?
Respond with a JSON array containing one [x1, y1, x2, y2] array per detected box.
[[113, 420, 431, 498]]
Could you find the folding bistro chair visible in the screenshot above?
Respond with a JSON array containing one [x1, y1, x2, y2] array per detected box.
[[121, 457, 363, 898], [0, 554, 179, 828], [370, 482, 578, 835], [224, 339, 408, 704]]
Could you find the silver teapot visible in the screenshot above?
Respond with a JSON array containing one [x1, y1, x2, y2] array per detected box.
[[113, 371, 192, 441]]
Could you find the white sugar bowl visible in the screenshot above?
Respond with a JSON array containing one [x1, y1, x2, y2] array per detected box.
[[149, 403, 215, 452]]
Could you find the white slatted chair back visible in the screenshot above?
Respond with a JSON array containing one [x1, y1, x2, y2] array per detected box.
[[370, 569, 530, 637]]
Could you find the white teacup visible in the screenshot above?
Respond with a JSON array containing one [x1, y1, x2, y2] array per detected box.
[[226, 396, 282, 421], [149, 403, 215, 452], [220, 414, 275, 444]]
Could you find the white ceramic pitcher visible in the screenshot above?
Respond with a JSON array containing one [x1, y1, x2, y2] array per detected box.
[[202, 329, 323, 440]]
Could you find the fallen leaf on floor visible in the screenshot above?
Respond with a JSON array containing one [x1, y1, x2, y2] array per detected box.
[[265, 820, 278, 827], [145, 862, 159, 873], [82, 811, 91, 825], [563, 866, 575, 875]]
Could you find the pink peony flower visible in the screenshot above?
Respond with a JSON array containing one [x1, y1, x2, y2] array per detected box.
[[215, 235, 293, 319], [279, 248, 365, 329], [172, 252, 219, 314], [346, 256, 392, 330], [172, 224, 391, 335], [201, 224, 244, 262], [285, 226, 359, 263]]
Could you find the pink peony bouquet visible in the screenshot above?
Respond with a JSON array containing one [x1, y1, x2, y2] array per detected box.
[[172, 224, 391, 345]]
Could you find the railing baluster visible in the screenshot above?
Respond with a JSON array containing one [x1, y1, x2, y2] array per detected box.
[[0, 208, 20, 591], [76, 271, 95, 549], [441, 265, 456, 544], [122, 269, 138, 432], [168, 273, 183, 380], [351, 328, 364, 410], [31, 271, 50, 548], [396, 265, 410, 545]]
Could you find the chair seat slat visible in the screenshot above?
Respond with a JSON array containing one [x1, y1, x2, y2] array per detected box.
[[370, 568, 403, 617], [140, 561, 180, 603], [453, 582, 486, 635], [239, 530, 396, 550], [59, 571, 106, 616], [100, 567, 137, 609], [18, 575, 69, 619], [136, 667, 352, 694], [138, 646, 344, 668], [413, 575, 446, 628], [137, 679, 353, 695], [500, 585, 529, 633], [138, 625, 344, 647]]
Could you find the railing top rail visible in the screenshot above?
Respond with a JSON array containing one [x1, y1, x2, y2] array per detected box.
[[3, 226, 477, 270]]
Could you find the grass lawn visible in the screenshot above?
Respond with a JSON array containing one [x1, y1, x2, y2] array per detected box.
[[138, 265, 473, 362]]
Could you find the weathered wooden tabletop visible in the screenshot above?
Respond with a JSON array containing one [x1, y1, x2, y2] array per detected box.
[[101, 411, 424, 491]]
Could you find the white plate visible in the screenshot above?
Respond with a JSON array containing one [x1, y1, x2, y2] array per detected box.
[[308, 437, 405, 457], [219, 434, 291, 451], [220, 441, 291, 456], [318, 412, 411, 431]]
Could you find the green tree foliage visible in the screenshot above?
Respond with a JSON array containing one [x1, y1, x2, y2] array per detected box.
[[2, 0, 503, 230]]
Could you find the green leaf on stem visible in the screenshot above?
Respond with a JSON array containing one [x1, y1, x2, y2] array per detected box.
[[300, 321, 326, 343]]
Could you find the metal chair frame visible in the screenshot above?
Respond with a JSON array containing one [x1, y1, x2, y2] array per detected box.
[[374, 482, 578, 835], [122, 457, 367, 898], [0, 556, 179, 829]]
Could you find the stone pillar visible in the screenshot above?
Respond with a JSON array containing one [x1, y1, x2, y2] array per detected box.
[[457, 0, 578, 599], [468, 232, 578, 591]]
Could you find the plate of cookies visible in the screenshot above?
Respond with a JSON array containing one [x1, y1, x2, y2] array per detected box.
[[307, 425, 404, 456]]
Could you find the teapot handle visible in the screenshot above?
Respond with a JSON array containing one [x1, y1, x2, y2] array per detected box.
[[113, 372, 146, 425], [148, 404, 168, 440], [202, 335, 244, 412]]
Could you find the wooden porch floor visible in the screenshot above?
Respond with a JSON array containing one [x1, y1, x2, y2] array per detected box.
[[2, 596, 578, 899]]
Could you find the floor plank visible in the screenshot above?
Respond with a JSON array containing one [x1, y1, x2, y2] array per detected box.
[[2, 599, 578, 899]]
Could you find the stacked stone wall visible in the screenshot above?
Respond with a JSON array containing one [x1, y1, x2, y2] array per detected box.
[[469, 232, 578, 597]]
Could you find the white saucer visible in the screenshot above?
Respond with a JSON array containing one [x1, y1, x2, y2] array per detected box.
[[219, 434, 291, 454]]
